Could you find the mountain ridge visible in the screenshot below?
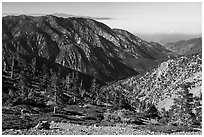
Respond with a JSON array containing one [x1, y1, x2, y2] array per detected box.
[[136, 33, 202, 44], [165, 37, 202, 56], [2, 15, 175, 82]]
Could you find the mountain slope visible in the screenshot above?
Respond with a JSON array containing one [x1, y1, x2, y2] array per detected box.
[[2, 15, 175, 82], [112, 29, 176, 72], [102, 52, 202, 111], [165, 38, 202, 56]]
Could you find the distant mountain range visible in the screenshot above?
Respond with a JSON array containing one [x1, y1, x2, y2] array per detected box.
[[3, 12, 201, 44], [136, 33, 201, 44], [2, 13, 113, 21], [165, 37, 202, 56]]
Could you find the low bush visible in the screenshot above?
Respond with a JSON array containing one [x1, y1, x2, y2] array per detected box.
[[103, 109, 121, 123], [103, 109, 141, 124]]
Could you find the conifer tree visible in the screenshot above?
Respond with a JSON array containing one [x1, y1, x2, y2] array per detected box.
[[2, 52, 7, 72], [78, 80, 84, 97], [78, 80, 86, 104], [17, 70, 29, 102], [90, 78, 100, 104], [71, 72, 79, 103], [72, 72, 79, 92], [10, 53, 15, 78], [193, 93, 202, 125], [56, 71, 64, 106], [39, 64, 49, 91], [169, 84, 195, 125], [65, 73, 72, 91], [31, 57, 36, 76], [50, 70, 58, 113]]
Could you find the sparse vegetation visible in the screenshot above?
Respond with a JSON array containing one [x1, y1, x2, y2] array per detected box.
[[100, 53, 202, 130], [2, 53, 202, 135], [2, 14, 202, 135]]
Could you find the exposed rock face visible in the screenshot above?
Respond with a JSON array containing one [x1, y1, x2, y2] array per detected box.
[[165, 38, 202, 56], [2, 15, 174, 82]]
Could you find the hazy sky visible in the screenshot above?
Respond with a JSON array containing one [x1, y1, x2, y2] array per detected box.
[[2, 2, 202, 35]]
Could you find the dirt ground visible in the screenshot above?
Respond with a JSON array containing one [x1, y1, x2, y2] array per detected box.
[[2, 122, 202, 135]]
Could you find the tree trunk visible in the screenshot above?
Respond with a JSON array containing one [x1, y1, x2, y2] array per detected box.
[[11, 56, 15, 78], [54, 91, 57, 113], [3, 60, 7, 72], [53, 106, 56, 113]]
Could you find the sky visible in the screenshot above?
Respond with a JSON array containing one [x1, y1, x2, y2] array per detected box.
[[2, 2, 202, 36]]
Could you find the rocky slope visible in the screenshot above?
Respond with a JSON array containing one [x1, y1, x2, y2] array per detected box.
[[165, 38, 202, 56], [2, 15, 175, 82], [102, 52, 202, 111]]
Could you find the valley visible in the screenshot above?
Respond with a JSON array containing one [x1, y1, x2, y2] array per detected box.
[[2, 14, 202, 135]]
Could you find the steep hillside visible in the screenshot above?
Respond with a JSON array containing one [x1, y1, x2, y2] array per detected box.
[[112, 30, 176, 72], [165, 38, 202, 56], [2, 15, 175, 82], [102, 53, 202, 112]]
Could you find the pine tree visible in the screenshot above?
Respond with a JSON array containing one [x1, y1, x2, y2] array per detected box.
[[118, 87, 123, 109], [39, 64, 49, 91], [78, 80, 86, 104], [71, 72, 79, 103], [65, 73, 72, 91], [56, 72, 64, 107], [105, 90, 110, 109], [50, 70, 58, 113], [42, 64, 48, 76], [169, 84, 195, 125], [78, 80, 83, 97], [10, 53, 15, 78], [17, 70, 29, 102], [2, 52, 7, 72], [90, 78, 100, 105], [72, 72, 79, 91], [193, 93, 202, 126], [31, 57, 37, 77]]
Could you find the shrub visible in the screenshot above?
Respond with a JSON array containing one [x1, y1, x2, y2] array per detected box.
[[103, 109, 121, 123], [144, 104, 160, 120], [158, 108, 170, 125], [158, 117, 168, 125], [103, 109, 137, 124]]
